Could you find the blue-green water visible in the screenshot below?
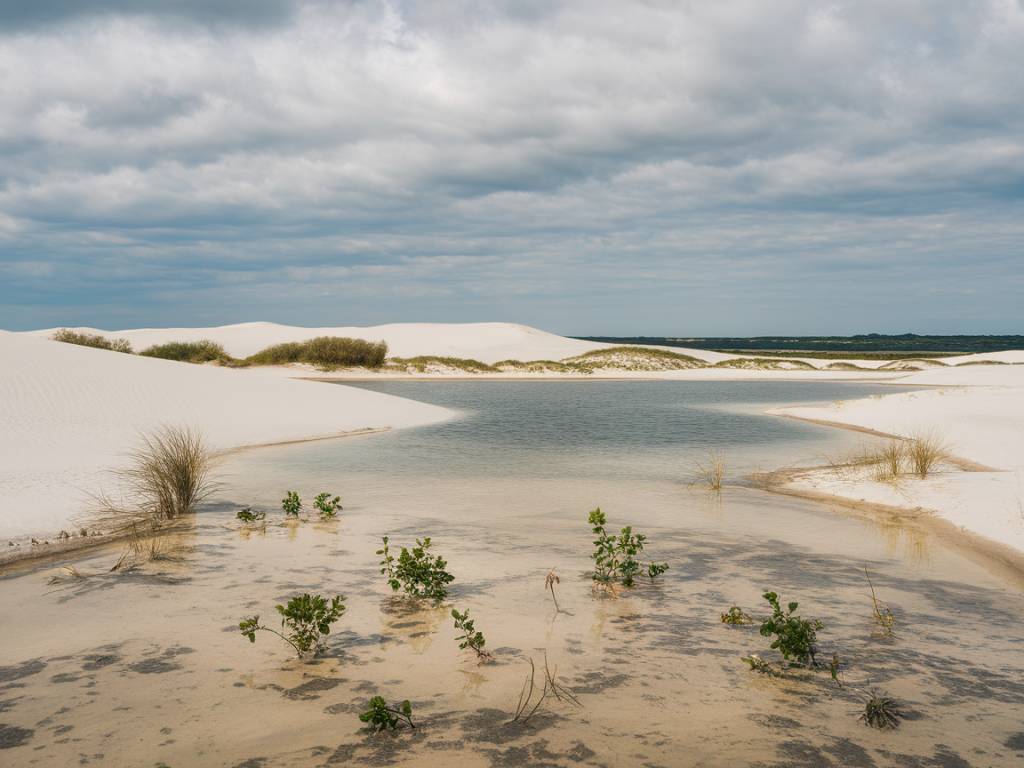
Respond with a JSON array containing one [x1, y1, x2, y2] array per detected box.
[[285, 380, 913, 483]]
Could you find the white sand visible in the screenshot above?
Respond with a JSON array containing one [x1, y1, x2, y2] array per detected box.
[[0, 332, 452, 538], [774, 361, 1024, 553]]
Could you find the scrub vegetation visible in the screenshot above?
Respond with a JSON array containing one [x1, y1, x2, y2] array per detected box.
[[240, 593, 346, 659], [377, 535, 455, 601], [52, 329, 133, 353], [588, 508, 668, 587], [246, 337, 388, 369], [140, 340, 230, 364]]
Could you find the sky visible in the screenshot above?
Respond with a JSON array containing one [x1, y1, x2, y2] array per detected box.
[[1, 1, 1022, 335]]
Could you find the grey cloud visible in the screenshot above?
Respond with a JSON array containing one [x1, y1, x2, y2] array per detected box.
[[0, 1, 1022, 332]]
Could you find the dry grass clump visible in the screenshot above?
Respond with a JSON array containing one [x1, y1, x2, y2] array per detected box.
[[714, 357, 816, 370], [691, 451, 726, 491], [140, 340, 229, 364], [387, 355, 497, 373], [864, 566, 896, 636], [510, 654, 581, 724], [906, 433, 946, 478], [247, 337, 388, 369], [563, 346, 705, 371], [93, 427, 217, 534], [53, 329, 132, 354]]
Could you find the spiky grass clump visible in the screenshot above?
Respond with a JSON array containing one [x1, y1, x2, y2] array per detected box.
[[906, 433, 946, 478], [692, 451, 726, 491], [95, 427, 217, 530], [859, 691, 902, 729], [53, 329, 132, 354], [140, 340, 229, 364]]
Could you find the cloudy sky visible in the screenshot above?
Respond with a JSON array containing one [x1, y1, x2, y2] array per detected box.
[[1, 1, 1022, 334]]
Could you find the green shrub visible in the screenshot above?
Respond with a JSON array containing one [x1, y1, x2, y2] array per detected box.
[[721, 606, 753, 625], [53, 329, 133, 353], [236, 506, 265, 523], [588, 508, 668, 587], [139, 340, 228, 364], [282, 491, 302, 517], [246, 337, 388, 369], [758, 591, 823, 667], [313, 492, 342, 519], [377, 535, 455, 601], [359, 696, 415, 731], [452, 608, 491, 661], [239, 593, 345, 658]]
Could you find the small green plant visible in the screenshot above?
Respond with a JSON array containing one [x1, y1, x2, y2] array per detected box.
[[281, 491, 302, 517], [236, 506, 265, 523], [377, 536, 454, 601], [721, 606, 753, 625], [239, 593, 345, 658], [588, 508, 668, 587], [741, 654, 780, 676], [313, 492, 342, 519], [359, 696, 415, 731], [452, 608, 491, 661], [758, 591, 823, 667], [859, 690, 902, 729]]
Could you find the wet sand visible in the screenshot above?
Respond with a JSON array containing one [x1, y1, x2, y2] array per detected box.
[[2, 472, 1023, 767]]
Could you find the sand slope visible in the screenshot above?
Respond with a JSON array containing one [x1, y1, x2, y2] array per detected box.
[[774, 364, 1024, 553], [0, 332, 452, 538]]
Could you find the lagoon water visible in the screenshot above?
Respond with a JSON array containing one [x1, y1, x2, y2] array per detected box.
[[3, 380, 1024, 767]]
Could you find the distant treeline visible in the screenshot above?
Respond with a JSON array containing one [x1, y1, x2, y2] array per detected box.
[[575, 334, 1024, 356]]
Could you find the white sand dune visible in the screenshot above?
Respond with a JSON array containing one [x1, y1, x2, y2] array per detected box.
[[0, 332, 452, 538], [774, 363, 1024, 553], [27, 321, 619, 364]]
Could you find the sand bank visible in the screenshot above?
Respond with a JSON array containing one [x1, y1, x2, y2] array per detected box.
[[768, 362, 1024, 556], [0, 332, 452, 539]]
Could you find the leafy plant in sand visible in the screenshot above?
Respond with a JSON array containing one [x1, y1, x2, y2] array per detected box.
[[281, 491, 302, 517], [452, 608, 491, 661], [359, 696, 415, 731], [721, 606, 754, 625], [236, 506, 265, 523], [377, 535, 455, 601], [239, 593, 345, 658], [588, 508, 668, 587], [758, 591, 823, 667], [313, 492, 342, 519]]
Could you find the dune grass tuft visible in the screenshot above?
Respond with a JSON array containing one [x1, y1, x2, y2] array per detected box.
[[53, 329, 132, 354], [691, 451, 726, 491], [140, 340, 229, 364], [93, 426, 217, 534], [387, 355, 498, 373], [906, 432, 946, 478]]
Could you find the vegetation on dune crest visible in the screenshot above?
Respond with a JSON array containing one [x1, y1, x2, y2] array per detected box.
[[53, 329, 133, 354], [714, 357, 817, 370], [246, 337, 388, 369], [386, 355, 499, 373], [140, 340, 229, 364], [564, 346, 705, 371]]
